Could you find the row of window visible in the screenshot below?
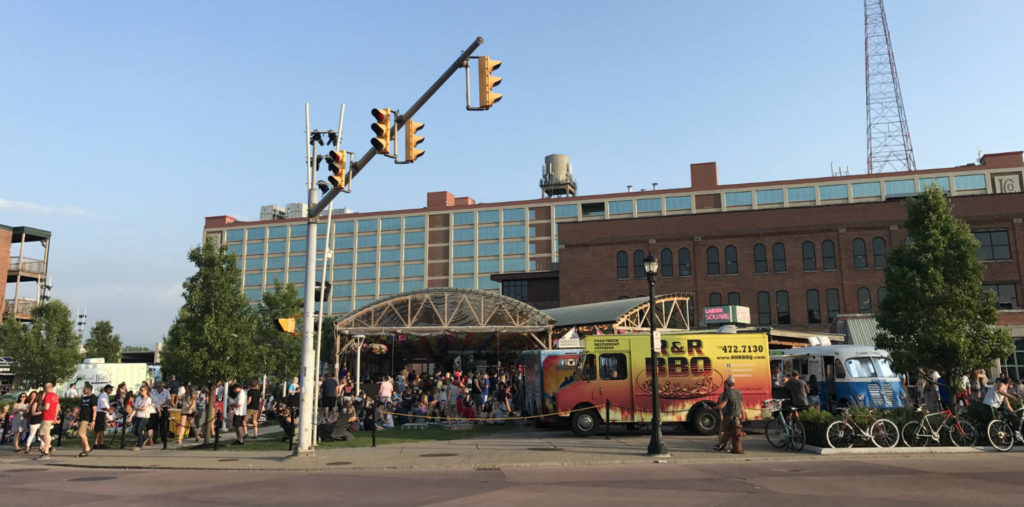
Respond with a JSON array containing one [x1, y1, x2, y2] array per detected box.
[[730, 287, 883, 325], [615, 238, 887, 279]]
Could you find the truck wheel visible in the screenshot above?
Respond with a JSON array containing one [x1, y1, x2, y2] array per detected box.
[[570, 408, 600, 437], [689, 406, 719, 436]]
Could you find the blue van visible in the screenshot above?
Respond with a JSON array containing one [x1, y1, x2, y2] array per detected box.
[[772, 345, 905, 410]]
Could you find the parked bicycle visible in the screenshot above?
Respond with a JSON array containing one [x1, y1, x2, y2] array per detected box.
[[826, 407, 899, 448], [901, 407, 977, 447], [764, 399, 805, 452], [986, 409, 1023, 452]]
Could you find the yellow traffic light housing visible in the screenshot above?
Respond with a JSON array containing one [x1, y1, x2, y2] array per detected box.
[[371, 108, 392, 155], [404, 119, 425, 163], [478, 56, 502, 109], [326, 150, 350, 191], [273, 317, 297, 336]]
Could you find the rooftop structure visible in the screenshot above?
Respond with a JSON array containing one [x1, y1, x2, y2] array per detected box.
[[2, 225, 52, 322]]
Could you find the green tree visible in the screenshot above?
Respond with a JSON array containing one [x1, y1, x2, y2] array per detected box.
[[255, 281, 303, 383], [0, 301, 81, 387], [84, 320, 122, 362], [161, 238, 257, 443], [875, 185, 1013, 400]]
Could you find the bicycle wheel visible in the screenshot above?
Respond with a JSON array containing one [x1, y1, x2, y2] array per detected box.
[[948, 419, 978, 447], [987, 419, 1014, 452], [789, 419, 806, 452], [765, 418, 786, 448], [902, 421, 929, 447], [870, 419, 900, 448], [826, 421, 854, 448]]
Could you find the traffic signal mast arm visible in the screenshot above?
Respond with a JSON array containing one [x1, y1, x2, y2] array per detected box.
[[308, 36, 485, 218]]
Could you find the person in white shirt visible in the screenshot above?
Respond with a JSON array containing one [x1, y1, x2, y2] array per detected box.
[[94, 385, 113, 449], [230, 384, 247, 445], [64, 384, 79, 398], [149, 382, 172, 449]]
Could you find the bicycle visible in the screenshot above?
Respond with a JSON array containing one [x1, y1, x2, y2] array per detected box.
[[901, 407, 978, 447], [986, 408, 1023, 452], [826, 407, 899, 448], [763, 399, 805, 452]]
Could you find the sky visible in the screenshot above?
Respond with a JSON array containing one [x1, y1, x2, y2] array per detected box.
[[2, 1, 1022, 346]]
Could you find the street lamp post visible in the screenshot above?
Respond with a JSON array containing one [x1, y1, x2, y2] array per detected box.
[[643, 253, 670, 457]]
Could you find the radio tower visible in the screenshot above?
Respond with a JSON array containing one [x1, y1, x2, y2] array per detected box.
[[864, 0, 916, 173]]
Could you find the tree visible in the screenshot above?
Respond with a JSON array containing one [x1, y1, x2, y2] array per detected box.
[[0, 301, 81, 387], [254, 281, 303, 383], [161, 238, 257, 444], [84, 320, 122, 362], [875, 185, 1013, 401]]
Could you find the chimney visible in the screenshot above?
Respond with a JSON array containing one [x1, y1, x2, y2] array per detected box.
[[690, 162, 718, 190]]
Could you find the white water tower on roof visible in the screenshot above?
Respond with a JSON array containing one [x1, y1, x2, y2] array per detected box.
[[540, 154, 577, 198]]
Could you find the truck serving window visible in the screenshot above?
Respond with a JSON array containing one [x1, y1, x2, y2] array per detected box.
[[582, 354, 597, 381], [599, 354, 628, 380], [844, 357, 878, 378]]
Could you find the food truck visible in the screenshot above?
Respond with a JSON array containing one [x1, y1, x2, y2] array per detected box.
[[554, 328, 772, 436], [772, 344, 905, 410], [521, 348, 583, 423]]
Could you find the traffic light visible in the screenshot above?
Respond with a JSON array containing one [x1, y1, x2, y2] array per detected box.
[[478, 56, 502, 109], [371, 108, 392, 155], [326, 150, 350, 191], [404, 119, 425, 163], [273, 317, 297, 336]]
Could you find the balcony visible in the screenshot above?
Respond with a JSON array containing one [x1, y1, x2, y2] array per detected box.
[[7, 256, 46, 282], [2, 298, 41, 320]]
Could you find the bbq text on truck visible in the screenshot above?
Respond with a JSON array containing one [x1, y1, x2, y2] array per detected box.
[[554, 328, 772, 436]]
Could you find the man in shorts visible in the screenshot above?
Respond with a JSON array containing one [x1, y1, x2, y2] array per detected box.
[[39, 383, 60, 459], [230, 384, 247, 445], [94, 385, 112, 449], [713, 376, 746, 454], [245, 380, 261, 439], [77, 384, 98, 457]]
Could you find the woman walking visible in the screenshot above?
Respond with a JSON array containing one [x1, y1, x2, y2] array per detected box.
[[131, 385, 154, 451], [10, 392, 28, 452], [23, 391, 43, 454], [176, 387, 197, 445]]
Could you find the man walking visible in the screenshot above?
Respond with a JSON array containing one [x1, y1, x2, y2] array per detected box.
[[38, 383, 59, 460], [150, 382, 172, 449], [77, 384, 97, 457], [713, 376, 746, 454], [245, 380, 261, 439], [94, 385, 112, 449], [785, 371, 810, 410], [230, 384, 247, 445]]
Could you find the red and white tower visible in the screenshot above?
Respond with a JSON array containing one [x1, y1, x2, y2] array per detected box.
[[865, 0, 916, 173]]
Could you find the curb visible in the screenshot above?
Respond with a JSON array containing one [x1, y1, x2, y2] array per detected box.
[[802, 445, 1013, 455]]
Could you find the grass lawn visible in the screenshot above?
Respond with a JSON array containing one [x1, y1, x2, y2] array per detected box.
[[183, 423, 521, 451]]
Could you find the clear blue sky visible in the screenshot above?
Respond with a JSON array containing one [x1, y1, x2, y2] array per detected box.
[[2, 1, 1022, 346]]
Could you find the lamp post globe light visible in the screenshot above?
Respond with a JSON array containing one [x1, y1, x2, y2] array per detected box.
[[643, 252, 670, 457]]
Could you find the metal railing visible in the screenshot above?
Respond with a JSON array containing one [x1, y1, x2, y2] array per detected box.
[[9, 257, 46, 275], [2, 298, 41, 317]]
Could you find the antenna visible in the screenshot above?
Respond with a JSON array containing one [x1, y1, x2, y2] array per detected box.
[[865, 0, 916, 173]]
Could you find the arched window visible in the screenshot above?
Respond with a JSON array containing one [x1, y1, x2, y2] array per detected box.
[[724, 245, 738, 274], [872, 237, 887, 268], [772, 242, 786, 272], [877, 287, 886, 306], [633, 250, 645, 279], [802, 241, 816, 271], [727, 292, 741, 306], [822, 240, 836, 270], [826, 288, 840, 322], [616, 251, 628, 279], [754, 244, 768, 273], [707, 246, 720, 275], [678, 248, 691, 277], [660, 248, 673, 277], [857, 287, 871, 313], [776, 290, 790, 324], [853, 238, 867, 268], [757, 291, 771, 325], [806, 289, 821, 324], [708, 293, 722, 307]]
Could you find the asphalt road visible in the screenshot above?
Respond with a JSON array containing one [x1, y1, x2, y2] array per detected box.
[[2, 452, 1021, 507]]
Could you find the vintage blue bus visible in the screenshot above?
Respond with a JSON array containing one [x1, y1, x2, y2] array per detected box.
[[772, 345, 905, 410]]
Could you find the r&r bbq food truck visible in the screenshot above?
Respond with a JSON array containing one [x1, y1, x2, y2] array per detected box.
[[554, 328, 772, 436]]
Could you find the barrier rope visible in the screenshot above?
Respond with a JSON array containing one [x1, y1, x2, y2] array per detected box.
[[374, 405, 596, 423]]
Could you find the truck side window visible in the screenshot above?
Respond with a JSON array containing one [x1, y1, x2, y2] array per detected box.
[[582, 354, 597, 381], [599, 354, 628, 381]]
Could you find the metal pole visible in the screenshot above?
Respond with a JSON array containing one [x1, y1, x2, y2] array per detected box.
[[354, 335, 364, 398], [295, 102, 319, 455], [646, 271, 669, 456], [308, 36, 485, 218]]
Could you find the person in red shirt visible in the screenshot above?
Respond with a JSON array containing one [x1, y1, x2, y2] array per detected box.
[[39, 383, 59, 459]]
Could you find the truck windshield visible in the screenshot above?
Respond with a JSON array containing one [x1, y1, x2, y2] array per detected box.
[[844, 357, 878, 378], [874, 357, 897, 378]]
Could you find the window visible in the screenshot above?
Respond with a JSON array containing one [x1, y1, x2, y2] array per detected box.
[[725, 191, 752, 206], [380, 217, 401, 230], [334, 236, 354, 250], [452, 277, 475, 289], [453, 261, 475, 275], [708, 293, 722, 307], [503, 258, 526, 271], [772, 243, 786, 272], [335, 221, 354, 234], [555, 204, 578, 218], [478, 259, 499, 273], [380, 233, 401, 246], [246, 227, 265, 240], [727, 292, 740, 306], [826, 289, 840, 322], [335, 252, 353, 265], [599, 354, 628, 380], [637, 198, 661, 213], [706, 246, 720, 275], [919, 177, 950, 192], [356, 267, 376, 280], [379, 265, 400, 278], [247, 242, 265, 255], [660, 249, 673, 277], [853, 238, 868, 268], [268, 226, 287, 239], [872, 237, 887, 267], [806, 289, 821, 324], [678, 248, 691, 276], [290, 254, 306, 268], [819, 184, 847, 200], [503, 208, 525, 221], [822, 240, 836, 270], [503, 242, 526, 255], [885, 179, 915, 196], [226, 229, 244, 242], [405, 215, 425, 228], [609, 200, 633, 215], [478, 210, 499, 223], [453, 244, 475, 258], [403, 279, 424, 291], [404, 264, 424, 277], [479, 276, 500, 290], [404, 247, 424, 261], [845, 358, 878, 378], [754, 244, 767, 273], [665, 196, 691, 211], [356, 282, 376, 296], [724, 246, 738, 274], [503, 225, 525, 238], [954, 174, 986, 191], [289, 225, 307, 237], [478, 226, 499, 240], [802, 241, 816, 271], [616, 251, 629, 279], [756, 189, 783, 204], [357, 251, 376, 264], [267, 241, 287, 254], [404, 231, 425, 245], [776, 291, 790, 324], [581, 202, 605, 217], [757, 291, 771, 325], [226, 244, 243, 256], [502, 280, 528, 301], [478, 243, 499, 256], [975, 229, 1011, 261], [582, 355, 597, 381], [857, 287, 871, 313], [332, 267, 351, 280], [266, 257, 286, 269], [633, 250, 645, 279], [788, 187, 815, 202], [852, 182, 881, 198], [244, 273, 263, 286], [983, 283, 1018, 309], [358, 219, 377, 232]]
